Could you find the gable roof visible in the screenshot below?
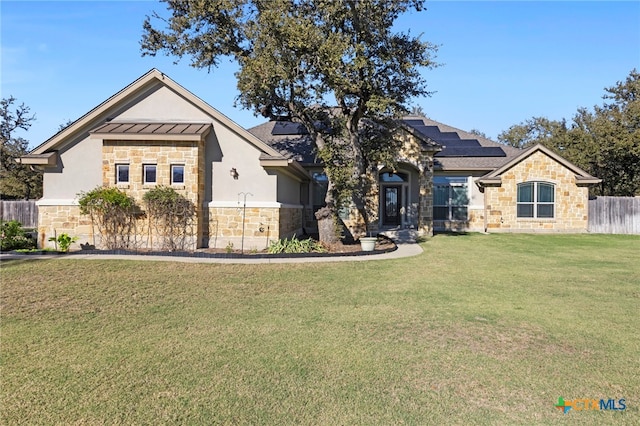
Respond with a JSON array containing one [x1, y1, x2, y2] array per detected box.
[[24, 69, 285, 159], [476, 143, 601, 185]]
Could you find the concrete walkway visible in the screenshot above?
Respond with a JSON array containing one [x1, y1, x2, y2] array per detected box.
[[0, 231, 423, 265]]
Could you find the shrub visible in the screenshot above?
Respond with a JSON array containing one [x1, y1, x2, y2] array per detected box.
[[143, 186, 195, 251], [48, 233, 78, 252], [0, 220, 36, 251], [267, 236, 327, 254], [77, 186, 139, 249]]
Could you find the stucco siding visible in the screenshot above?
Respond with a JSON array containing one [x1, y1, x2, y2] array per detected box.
[[115, 85, 211, 122], [41, 135, 102, 200], [277, 172, 303, 205]]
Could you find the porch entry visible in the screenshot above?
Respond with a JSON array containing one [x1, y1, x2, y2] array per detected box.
[[383, 186, 402, 225], [379, 171, 409, 227]]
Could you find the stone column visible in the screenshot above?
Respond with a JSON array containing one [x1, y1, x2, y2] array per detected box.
[[417, 151, 434, 236]]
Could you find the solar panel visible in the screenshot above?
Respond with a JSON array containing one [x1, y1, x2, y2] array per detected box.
[[442, 139, 481, 147], [410, 125, 464, 142], [271, 122, 308, 135], [402, 119, 426, 126], [436, 147, 506, 157]]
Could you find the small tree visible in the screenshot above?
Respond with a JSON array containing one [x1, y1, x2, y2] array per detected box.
[[0, 97, 42, 199], [143, 186, 196, 251], [77, 187, 139, 249]]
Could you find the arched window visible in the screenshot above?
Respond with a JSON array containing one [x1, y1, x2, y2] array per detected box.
[[379, 171, 408, 182], [517, 182, 555, 218]]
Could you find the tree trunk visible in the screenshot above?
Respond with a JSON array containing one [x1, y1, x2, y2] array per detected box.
[[315, 206, 340, 245], [347, 118, 370, 236]]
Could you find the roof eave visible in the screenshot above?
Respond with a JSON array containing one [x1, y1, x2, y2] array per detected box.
[[476, 177, 502, 186], [575, 177, 602, 185], [260, 158, 310, 181], [17, 152, 58, 167], [89, 133, 208, 142]]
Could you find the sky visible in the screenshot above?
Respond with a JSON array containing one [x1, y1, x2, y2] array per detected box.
[[2, 1, 639, 148]]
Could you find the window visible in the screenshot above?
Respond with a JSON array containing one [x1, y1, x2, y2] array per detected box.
[[312, 172, 328, 213], [116, 164, 129, 184], [517, 182, 555, 218], [143, 164, 157, 184], [433, 177, 469, 221], [171, 165, 185, 185], [380, 171, 408, 182]]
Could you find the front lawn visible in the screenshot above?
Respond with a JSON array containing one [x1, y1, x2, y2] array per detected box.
[[1, 233, 638, 424]]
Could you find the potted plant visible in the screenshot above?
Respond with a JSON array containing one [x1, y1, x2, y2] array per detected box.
[[358, 198, 377, 252], [359, 234, 377, 251]]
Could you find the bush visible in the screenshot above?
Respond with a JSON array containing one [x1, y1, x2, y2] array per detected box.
[[267, 236, 327, 254], [77, 186, 139, 249], [48, 233, 78, 252], [1, 220, 36, 251], [143, 186, 195, 251]]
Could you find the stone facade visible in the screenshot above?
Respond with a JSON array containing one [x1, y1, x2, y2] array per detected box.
[[102, 139, 203, 205], [207, 206, 303, 250], [338, 134, 435, 238], [38, 205, 92, 249], [484, 151, 590, 232], [398, 131, 435, 236], [38, 138, 307, 250]]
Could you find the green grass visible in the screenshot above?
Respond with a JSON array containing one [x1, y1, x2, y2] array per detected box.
[[1, 233, 638, 424]]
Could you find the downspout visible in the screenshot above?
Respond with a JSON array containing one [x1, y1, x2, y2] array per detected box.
[[483, 187, 488, 233], [478, 181, 488, 233]]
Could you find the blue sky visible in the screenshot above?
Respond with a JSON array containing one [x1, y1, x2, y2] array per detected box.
[[2, 1, 639, 148]]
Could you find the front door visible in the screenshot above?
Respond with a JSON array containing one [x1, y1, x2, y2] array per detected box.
[[383, 185, 402, 226]]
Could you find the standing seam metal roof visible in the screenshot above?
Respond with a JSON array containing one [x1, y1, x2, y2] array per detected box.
[[90, 122, 211, 136]]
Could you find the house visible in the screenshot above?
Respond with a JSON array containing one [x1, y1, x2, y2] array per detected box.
[[22, 69, 600, 250], [251, 116, 600, 235]]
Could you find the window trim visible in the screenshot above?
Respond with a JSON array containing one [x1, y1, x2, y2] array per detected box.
[[116, 164, 129, 184], [143, 164, 157, 185], [517, 181, 555, 219], [171, 164, 185, 185]]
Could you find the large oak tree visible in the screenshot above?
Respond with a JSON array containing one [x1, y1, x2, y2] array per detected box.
[[141, 0, 437, 242]]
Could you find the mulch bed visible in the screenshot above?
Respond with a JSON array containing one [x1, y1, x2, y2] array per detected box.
[[8, 236, 397, 259]]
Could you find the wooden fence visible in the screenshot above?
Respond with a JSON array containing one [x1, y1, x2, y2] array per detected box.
[[588, 197, 640, 235], [0, 200, 39, 228]]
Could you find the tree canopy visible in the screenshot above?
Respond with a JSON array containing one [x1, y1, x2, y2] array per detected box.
[[0, 97, 42, 200], [498, 69, 640, 196], [142, 0, 437, 241]]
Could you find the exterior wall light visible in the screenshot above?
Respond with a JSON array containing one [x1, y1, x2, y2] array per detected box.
[[230, 168, 239, 179]]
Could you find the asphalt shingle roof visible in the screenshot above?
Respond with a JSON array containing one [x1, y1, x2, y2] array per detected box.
[[248, 116, 522, 171]]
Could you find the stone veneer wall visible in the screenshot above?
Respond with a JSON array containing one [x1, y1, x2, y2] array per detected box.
[[417, 153, 434, 236], [38, 205, 92, 249], [434, 209, 485, 233], [39, 139, 205, 250], [102, 140, 202, 205], [102, 139, 205, 248], [207, 206, 303, 250], [485, 151, 589, 232]]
